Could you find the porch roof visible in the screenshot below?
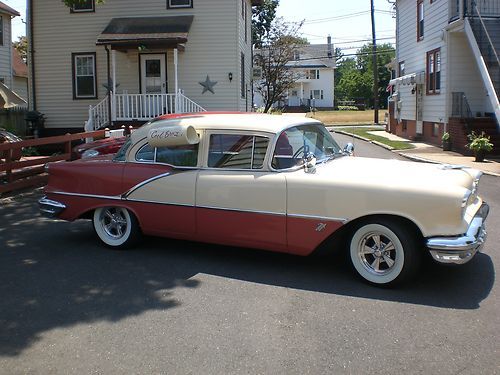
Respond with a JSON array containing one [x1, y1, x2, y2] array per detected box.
[[96, 15, 194, 47]]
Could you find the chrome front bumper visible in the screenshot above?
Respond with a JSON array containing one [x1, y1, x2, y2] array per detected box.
[[426, 203, 489, 264], [39, 196, 66, 218]]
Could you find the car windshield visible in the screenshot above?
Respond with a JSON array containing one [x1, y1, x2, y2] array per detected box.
[[113, 136, 132, 162], [272, 124, 342, 170]]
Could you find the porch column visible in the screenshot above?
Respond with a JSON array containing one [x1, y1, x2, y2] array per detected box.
[[174, 47, 179, 113], [300, 82, 304, 105], [111, 49, 117, 121]]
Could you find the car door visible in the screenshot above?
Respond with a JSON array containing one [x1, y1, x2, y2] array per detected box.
[[196, 132, 287, 252]]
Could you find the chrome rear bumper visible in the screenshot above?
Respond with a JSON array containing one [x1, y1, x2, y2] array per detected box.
[[426, 203, 489, 264], [39, 196, 66, 218]]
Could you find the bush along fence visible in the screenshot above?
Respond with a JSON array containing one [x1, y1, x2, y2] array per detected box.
[[0, 130, 105, 195]]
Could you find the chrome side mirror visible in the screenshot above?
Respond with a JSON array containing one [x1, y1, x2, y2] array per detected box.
[[304, 152, 317, 173], [343, 142, 355, 156]]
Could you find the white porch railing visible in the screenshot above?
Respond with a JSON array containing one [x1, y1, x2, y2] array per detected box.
[[85, 96, 109, 132], [177, 92, 206, 113], [87, 92, 206, 131]]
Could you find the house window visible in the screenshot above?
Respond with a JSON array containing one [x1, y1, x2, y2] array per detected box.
[[72, 53, 97, 99], [0, 16, 3, 46], [417, 0, 424, 41], [167, 0, 193, 9], [241, 52, 245, 98], [208, 134, 269, 169], [71, 0, 95, 12], [244, 1, 248, 43], [310, 90, 324, 100], [399, 61, 405, 77], [293, 51, 300, 60], [426, 48, 441, 94], [306, 70, 320, 79]]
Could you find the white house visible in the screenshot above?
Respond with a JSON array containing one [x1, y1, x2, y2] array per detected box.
[[388, 0, 499, 155], [28, 0, 261, 136], [254, 38, 336, 110], [0, 1, 27, 109]]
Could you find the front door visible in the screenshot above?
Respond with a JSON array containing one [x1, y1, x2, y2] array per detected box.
[[140, 54, 166, 94]]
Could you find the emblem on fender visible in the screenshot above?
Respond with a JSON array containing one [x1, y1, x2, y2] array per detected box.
[[316, 223, 327, 232]]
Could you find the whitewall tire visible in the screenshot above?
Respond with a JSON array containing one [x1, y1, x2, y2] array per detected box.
[[93, 207, 140, 249], [349, 220, 420, 286]]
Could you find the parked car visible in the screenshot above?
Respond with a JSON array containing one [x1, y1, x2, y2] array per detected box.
[[73, 113, 233, 159], [72, 135, 126, 160], [0, 128, 23, 161], [40, 113, 489, 286]]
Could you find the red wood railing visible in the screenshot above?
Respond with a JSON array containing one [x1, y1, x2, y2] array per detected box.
[[0, 130, 105, 195]]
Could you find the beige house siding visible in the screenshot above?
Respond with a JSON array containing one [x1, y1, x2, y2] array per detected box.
[[32, 0, 252, 130], [448, 32, 490, 117], [0, 13, 12, 88], [396, 0, 448, 123]]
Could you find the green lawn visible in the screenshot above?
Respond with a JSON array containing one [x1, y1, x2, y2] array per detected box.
[[335, 127, 416, 150]]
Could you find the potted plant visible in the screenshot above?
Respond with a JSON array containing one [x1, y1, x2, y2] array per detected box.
[[467, 131, 494, 162], [442, 132, 451, 151]]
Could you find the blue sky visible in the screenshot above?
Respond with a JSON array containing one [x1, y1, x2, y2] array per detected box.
[[8, 0, 396, 54]]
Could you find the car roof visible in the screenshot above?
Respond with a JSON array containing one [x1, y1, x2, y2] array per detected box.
[[131, 113, 322, 144]]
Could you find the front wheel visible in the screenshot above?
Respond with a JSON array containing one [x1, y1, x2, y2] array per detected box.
[[93, 207, 140, 249], [349, 220, 421, 286]]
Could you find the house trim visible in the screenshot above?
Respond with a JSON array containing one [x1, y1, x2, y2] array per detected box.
[[71, 52, 98, 100]]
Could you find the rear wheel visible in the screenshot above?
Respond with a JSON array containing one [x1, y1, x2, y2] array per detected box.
[[349, 219, 421, 286], [93, 207, 140, 249]]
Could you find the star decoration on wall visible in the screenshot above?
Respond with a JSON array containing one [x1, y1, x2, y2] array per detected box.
[[199, 75, 217, 94]]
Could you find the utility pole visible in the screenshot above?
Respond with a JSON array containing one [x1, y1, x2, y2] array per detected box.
[[370, 0, 379, 124]]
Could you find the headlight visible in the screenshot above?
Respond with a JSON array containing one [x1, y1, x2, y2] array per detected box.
[[82, 149, 100, 158]]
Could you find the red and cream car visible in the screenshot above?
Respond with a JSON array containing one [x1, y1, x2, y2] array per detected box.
[[39, 113, 489, 286]]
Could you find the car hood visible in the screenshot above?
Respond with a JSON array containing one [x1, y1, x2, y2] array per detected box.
[[74, 137, 125, 152], [316, 156, 480, 191]]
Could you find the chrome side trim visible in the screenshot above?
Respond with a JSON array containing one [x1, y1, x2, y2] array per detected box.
[[197, 205, 285, 217], [427, 202, 489, 264], [122, 172, 172, 198], [50, 191, 123, 201], [287, 212, 349, 224], [39, 196, 67, 217]]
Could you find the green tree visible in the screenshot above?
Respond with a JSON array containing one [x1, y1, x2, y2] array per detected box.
[[254, 18, 304, 112], [335, 43, 395, 108], [252, 0, 279, 47], [13, 36, 27, 62]]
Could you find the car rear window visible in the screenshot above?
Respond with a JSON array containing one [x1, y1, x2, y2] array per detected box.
[[135, 143, 198, 167], [208, 134, 269, 169]]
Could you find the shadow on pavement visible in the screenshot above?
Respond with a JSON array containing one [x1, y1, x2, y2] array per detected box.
[[0, 190, 495, 356]]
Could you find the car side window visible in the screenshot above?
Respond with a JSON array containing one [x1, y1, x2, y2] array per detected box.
[[135, 143, 198, 167], [208, 134, 269, 169]]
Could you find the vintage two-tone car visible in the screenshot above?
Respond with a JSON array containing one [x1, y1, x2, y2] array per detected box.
[[39, 113, 489, 286]]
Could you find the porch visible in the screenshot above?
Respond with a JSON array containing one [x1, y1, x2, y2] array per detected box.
[[85, 15, 206, 131]]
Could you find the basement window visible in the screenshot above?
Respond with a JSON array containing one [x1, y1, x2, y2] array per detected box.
[[71, 0, 95, 13], [167, 0, 193, 9]]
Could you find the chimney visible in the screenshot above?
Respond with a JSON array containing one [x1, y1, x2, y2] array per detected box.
[[327, 35, 333, 59]]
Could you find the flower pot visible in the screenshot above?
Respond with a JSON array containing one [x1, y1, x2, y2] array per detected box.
[[442, 139, 451, 151], [474, 150, 485, 162]]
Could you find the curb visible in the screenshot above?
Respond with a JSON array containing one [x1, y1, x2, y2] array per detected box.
[[332, 130, 395, 151]]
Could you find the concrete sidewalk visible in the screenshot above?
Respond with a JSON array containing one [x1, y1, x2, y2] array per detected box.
[[340, 129, 500, 177]]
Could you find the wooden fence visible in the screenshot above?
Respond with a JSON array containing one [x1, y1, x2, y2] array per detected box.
[[0, 107, 29, 136], [0, 130, 105, 195]]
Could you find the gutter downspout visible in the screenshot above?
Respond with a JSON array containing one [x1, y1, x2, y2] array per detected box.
[[104, 45, 112, 127], [28, 0, 36, 110]]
